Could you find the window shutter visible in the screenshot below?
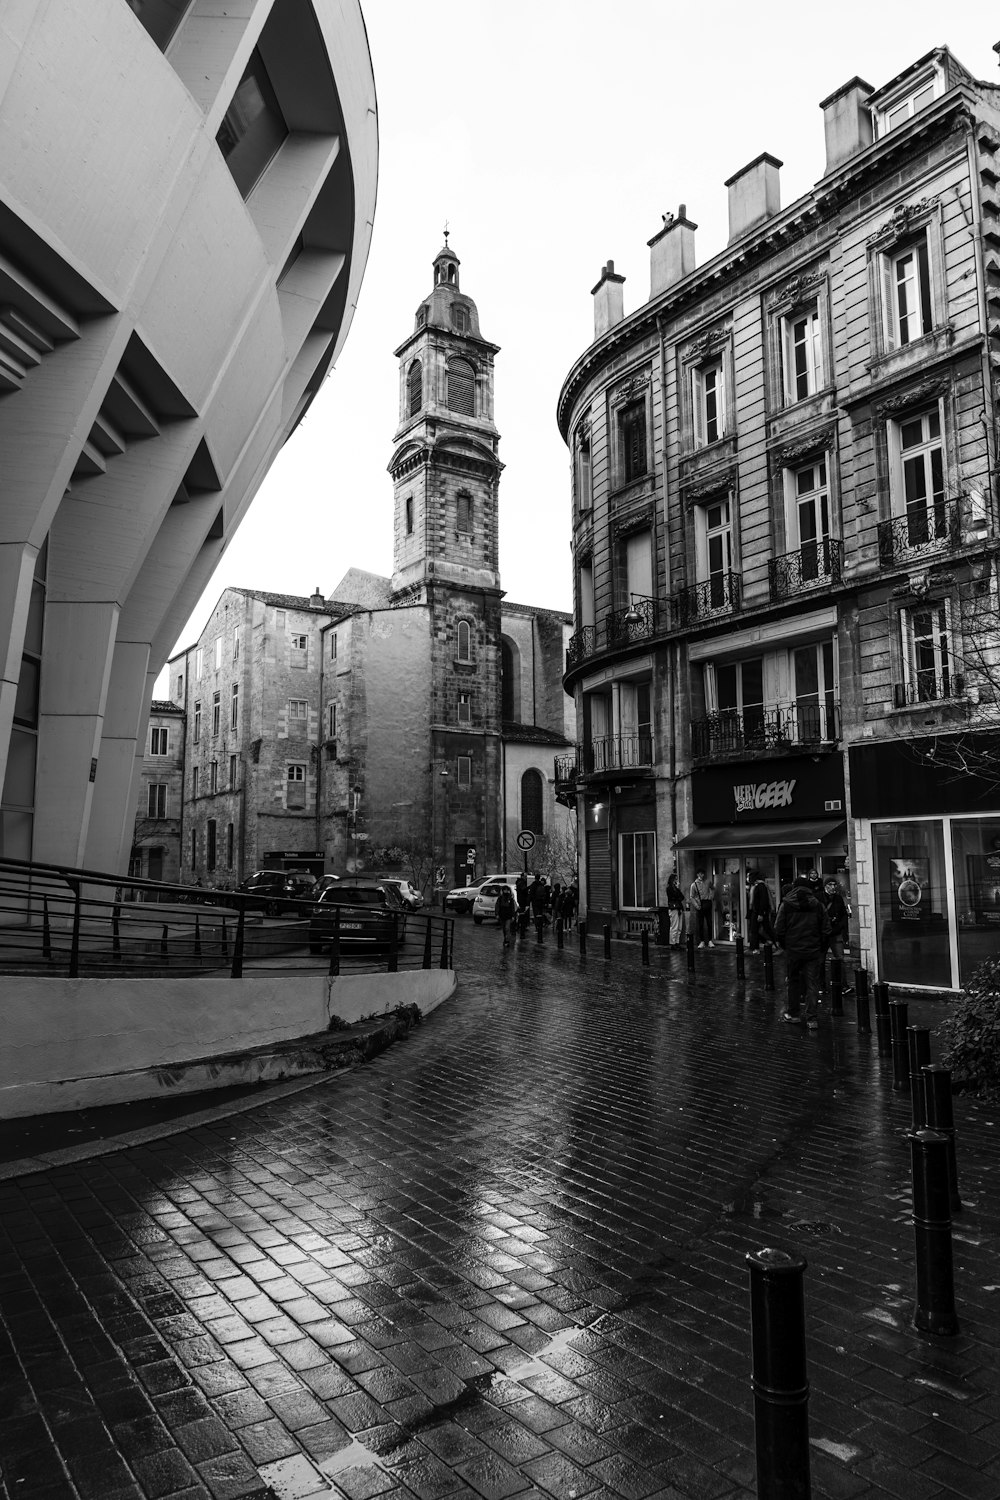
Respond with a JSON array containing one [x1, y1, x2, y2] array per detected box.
[[893, 682, 906, 709]]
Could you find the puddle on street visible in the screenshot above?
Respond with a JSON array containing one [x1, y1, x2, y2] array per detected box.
[[319, 1438, 382, 1477]]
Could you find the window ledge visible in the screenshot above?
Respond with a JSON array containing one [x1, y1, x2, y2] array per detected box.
[[609, 474, 654, 502]]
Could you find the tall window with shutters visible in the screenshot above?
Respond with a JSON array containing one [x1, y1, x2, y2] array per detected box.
[[407, 360, 422, 417], [618, 399, 648, 485], [447, 359, 475, 415]]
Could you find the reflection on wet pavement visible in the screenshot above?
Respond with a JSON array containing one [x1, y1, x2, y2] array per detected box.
[[0, 920, 998, 1500]]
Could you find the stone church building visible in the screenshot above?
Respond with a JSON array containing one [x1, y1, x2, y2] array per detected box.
[[148, 242, 575, 892]]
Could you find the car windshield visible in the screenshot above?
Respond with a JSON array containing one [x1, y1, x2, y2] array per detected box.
[[247, 873, 281, 887], [319, 888, 387, 907]]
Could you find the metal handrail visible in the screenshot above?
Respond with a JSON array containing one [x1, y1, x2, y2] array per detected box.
[[768, 538, 843, 601], [691, 702, 841, 759], [877, 501, 959, 566]]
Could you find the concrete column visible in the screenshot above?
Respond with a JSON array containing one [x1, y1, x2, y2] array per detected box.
[[0, 543, 39, 800], [84, 639, 151, 874]]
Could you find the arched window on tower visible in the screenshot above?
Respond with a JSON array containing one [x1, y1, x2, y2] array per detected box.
[[501, 638, 516, 722], [408, 360, 422, 417], [521, 769, 544, 836], [447, 359, 475, 416], [457, 620, 471, 662]]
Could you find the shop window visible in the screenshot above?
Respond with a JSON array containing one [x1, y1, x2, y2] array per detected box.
[[147, 783, 167, 819], [951, 818, 1000, 986], [150, 726, 169, 756], [521, 770, 544, 835], [620, 831, 656, 908], [216, 48, 288, 199], [872, 820, 950, 989], [693, 360, 725, 446], [287, 763, 306, 808], [782, 306, 823, 405]]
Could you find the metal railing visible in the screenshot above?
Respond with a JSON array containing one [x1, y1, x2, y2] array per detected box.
[[674, 570, 742, 623], [566, 625, 597, 670], [691, 702, 840, 760], [878, 502, 959, 566], [582, 733, 655, 774], [606, 595, 658, 649], [0, 858, 454, 978], [554, 753, 578, 783], [893, 674, 965, 707], [769, 538, 843, 601]]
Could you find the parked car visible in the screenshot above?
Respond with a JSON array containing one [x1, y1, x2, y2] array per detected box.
[[378, 876, 424, 910], [472, 873, 544, 924], [443, 875, 490, 914], [237, 868, 317, 916], [308, 880, 407, 954]]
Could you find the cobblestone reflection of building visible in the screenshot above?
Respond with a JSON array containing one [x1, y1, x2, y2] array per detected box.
[[557, 42, 1000, 987], [157, 243, 575, 891]]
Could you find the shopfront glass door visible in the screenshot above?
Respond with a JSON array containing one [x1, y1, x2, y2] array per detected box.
[[873, 821, 950, 988]]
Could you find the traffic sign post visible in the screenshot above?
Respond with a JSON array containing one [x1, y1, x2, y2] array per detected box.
[[516, 829, 535, 874]]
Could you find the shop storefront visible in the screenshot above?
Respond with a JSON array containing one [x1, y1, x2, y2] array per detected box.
[[583, 786, 658, 934], [849, 737, 1000, 991], [676, 756, 848, 943]]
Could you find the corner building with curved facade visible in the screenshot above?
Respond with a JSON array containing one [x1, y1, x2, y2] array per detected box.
[[557, 43, 1000, 991], [0, 0, 377, 873]]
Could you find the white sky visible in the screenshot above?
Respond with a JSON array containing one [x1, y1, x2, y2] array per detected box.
[[160, 2, 996, 679]]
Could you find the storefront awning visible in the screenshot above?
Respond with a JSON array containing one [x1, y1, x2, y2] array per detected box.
[[675, 820, 846, 851]]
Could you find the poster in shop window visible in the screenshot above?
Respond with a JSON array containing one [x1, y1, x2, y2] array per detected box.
[[890, 857, 930, 923], [969, 854, 1000, 925]]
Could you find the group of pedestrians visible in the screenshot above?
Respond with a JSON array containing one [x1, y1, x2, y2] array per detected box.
[[497, 873, 579, 947]]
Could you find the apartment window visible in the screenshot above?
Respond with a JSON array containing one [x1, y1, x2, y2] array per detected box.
[[233, 626, 240, 661], [793, 641, 837, 740], [457, 620, 471, 662], [448, 359, 476, 415], [782, 307, 823, 404], [291, 633, 307, 666], [288, 699, 308, 722], [175, 675, 183, 699], [408, 361, 422, 417], [193, 701, 201, 742], [405, 496, 414, 535], [212, 691, 221, 736], [192, 766, 200, 799], [886, 236, 933, 348], [229, 754, 238, 788], [457, 755, 472, 789], [714, 659, 765, 744], [521, 769, 544, 835], [150, 726, 169, 756], [147, 783, 167, 819], [216, 47, 288, 199], [875, 71, 941, 136], [214, 638, 222, 671], [209, 761, 218, 794], [579, 560, 595, 631], [330, 632, 337, 660], [458, 692, 471, 725], [693, 361, 725, 446], [195, 648, 203, 680], [190, 828, 197, 869], [230, 682, 239, 731], [327, 702, 337, 740], [618, 399, 648, 484], [227, 822, 235, 869], [902, 602, 954, 703], [890, 406, 946, 541], [457, 493, 473, 533], [575, 421, 593, 513], [287, 763, 306, 808], [620, 831, 657, 909], [206, 820, 217, 873], [786, 459, 830, 579], [697, 497, 734, 607]]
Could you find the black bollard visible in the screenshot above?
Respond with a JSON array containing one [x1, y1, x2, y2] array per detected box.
[[736, 934, 746, 983], [907, 1027, 932, 1130], [854, 968, 871, 1034], [556, 917, 564, 950], [872, 980, 890, 1018], [641, 928, 650, 966], [889, 1002, 910, 1093], [603, 924, 612, 959], [747, 1247, 811, 1500], [579, 921, 587, 957], [829, 958, 843, 1017], [909, 1129, 959, 1336], [923, 1064, 962, 1214], [686, 933, 696, 972], [763, 942, 775, 992]]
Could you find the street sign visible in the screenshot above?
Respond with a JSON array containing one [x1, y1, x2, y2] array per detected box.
[[466, 847, 477, 865], [516, 830, 536, 852]]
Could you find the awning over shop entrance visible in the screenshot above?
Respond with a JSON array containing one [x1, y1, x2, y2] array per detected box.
[[675, 820, 846, 850]]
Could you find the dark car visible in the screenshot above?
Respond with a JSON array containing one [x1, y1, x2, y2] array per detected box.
[[308, 880, 407, 954], [237, 869, 317, 917]]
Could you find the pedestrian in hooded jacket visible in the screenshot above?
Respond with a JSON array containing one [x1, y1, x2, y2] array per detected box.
[[665, 873, 685, 948], [774, 876, 831, 1029], [528, 875, 547, 939]]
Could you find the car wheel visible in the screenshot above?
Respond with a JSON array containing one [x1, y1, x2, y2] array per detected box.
[[473, 914, 483, 925]]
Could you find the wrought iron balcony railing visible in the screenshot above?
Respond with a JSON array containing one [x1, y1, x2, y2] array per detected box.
[[606, 595, 658, 649], [566, 625, 597, 671], [769, 538, 843, 602], [582, 733, 655, 775], [691, 701, 840, 761], [893, 673, 965, 707], [877, 501, 959, 567], [553, 753, 578, 784], [673, 570, 741, 624]]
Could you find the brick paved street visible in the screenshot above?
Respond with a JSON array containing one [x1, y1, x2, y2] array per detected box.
[[1, 925, 999, 1500]]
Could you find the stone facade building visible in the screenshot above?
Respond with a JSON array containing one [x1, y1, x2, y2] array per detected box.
[[157, 244, 575, 892], [129, 701, 185, 885], [557, 42, 1000, 988]]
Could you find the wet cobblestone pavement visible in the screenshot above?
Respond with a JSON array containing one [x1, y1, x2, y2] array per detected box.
[[2, 926, 999, 1500]]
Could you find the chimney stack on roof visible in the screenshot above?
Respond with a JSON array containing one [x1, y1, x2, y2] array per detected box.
[[310, 587, 325, 608], [648, 203, 697, 298], [725, 153, 782, 243], [591, 259, 625, 338], [820, 77, 874, 175]]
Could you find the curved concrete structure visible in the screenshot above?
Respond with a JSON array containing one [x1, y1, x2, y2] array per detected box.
[[0, 0, 377, 873]]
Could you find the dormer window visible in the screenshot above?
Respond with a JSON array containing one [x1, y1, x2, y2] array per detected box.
[[873, 67, 943, 138], [452, 305, 469, 333]]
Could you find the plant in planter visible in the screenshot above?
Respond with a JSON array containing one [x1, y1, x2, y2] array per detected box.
[[938, 954, 1000, 1098]]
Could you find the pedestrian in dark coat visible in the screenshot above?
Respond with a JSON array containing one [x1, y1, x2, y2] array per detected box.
[[774, 876, 831, 1029], [821, 878, 853, 994], [746, 871, 774, 952], [496, 884, 516, 947], [528, 875, 547, 939], [665, 873, 685, 948]]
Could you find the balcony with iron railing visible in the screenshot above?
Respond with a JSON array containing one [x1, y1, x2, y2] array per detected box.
[[554, 752, 578, 784], [690, 701, 840, 762], [893, 673, 965, 708], [673, 570, 742, 625], [878, 500, 959, 567], [581, 732, 655, 776], [769, 538, 843, 602], [606, 594, 658, 650]]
